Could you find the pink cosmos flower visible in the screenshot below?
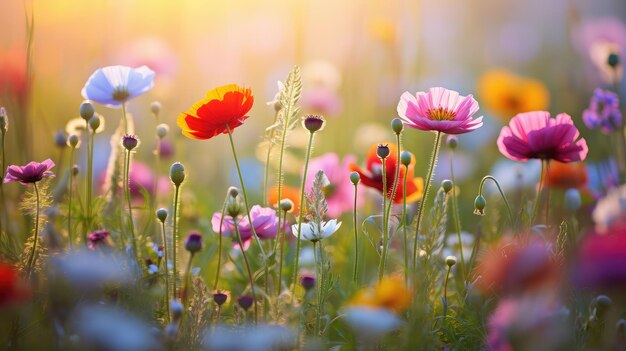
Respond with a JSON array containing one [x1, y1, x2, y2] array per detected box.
[[4, 159, 55, 185], [211, 205, 284, 249], [305, 153, 363, 218], [397, 87, 483, 134], [497, 111, 588, 163]]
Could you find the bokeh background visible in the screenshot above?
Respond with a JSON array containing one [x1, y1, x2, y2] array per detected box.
[[1, 0, 625, 213]]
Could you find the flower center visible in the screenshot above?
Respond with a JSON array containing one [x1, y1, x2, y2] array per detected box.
[[113, 88, 130, 102], [426, 107, 456, 121]]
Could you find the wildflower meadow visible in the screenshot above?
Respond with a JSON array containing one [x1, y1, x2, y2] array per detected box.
[[1, 1, 626, 350]]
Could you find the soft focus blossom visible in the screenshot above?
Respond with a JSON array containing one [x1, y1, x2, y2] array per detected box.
[[0, 261, 30, 307], [349, 143, 424, 203], [349, 275, 411, 313], [267, 184, 301, 213], [49, 250, 134, 291], [477, 69, 549, 121], [573, 17, 626, 83], [65, 114, 106, 136], [81, 65, 155, 108], [4, 159, 55, 185], [301, 86, 343, 117], [575, 221, 626, 289], [87, 230, 111, 250], [203, 324, 297, 351], [587, 158, 620, 198], [497, 111, 588, 162], [177, 84, 253, 140], [305, 153, 363, 217], [129, 161, 169, 200], [343, 307, 402, 341], [212, 205, 280, 249], [442, 231, 474, 262], [490, 159, 542, 192], [475, 236, 557, 295], [397, 87, 483, 134], [0, 48, 28, 105], [545, 161, 588, 189], [116, 37, 178, 78], [583, 88, 622, 134], [592, 184, 626, 233], [291, 219, 341, 242]]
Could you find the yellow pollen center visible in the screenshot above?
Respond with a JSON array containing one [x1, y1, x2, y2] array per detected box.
[[426, 107, 456, 121]]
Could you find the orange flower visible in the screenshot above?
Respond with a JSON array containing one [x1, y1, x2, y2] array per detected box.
[[267, 184, 302, 213], [545, 161, 588, 189], [177, 84, 253, 140], [350, 275, 411, 313], [349, 143, 423, 203]]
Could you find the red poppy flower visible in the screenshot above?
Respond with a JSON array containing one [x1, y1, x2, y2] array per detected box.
[[0, 261, 30, 307], [349, 143, 424, 204], [177, 84, 253, 140], [545, 161, 588, 189]]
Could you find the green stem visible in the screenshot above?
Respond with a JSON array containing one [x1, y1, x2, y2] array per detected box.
[[530, 160, 546, 225], [277, 209, 287, 295], [183, 253, 195, 304], [160, 219, 170, 322], [121, 103, 129, 135], [352, 182, 359, 285], [478, 175, 515, 227], [378, 157, 388, 282], [402, 165, 409, 286], [124, 149, 138, 261], [26, 183, 40, 279], [213, 194, 228, 291], [233, 218, 258, 325], [263, 109, 280, 206], [85, 121, 93, 233], [545, 160, 551, 225], [292, 131, 316, 298], [384, 135, 402, 227], [449, 149, 465, 280], [0, 130, 5, 236], [313, 241, 321, 336], [413, 132, 442, 270], [68, 148, 75, 249], [172, 185, 181, 298], [443, 265, 452, 318]]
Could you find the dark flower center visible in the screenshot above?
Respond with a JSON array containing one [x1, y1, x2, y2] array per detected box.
[[113, 88, 130, 102]]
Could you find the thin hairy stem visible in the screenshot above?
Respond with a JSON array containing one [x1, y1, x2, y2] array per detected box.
[[213, 195, 228, 291], [449, 149, 465, 280], [68, 148, 75, 249], [277, 209, 287, 295], [531, 160, 547, 225], [263, 109, 280, 206], [352, 182, 359, 285], [121, 103, 129, 135], [183, 253, 195, 304], [172, 185, 181, 297], [478, 175, 515, 227], [402, 165, 409, 286], [26, 182, 40, 279], [124, 149, 138, 261], [160, 219, 170, 322], [85, 121, 93, 232], [378, 158, 388, 282], [234, 218, 258, 325]]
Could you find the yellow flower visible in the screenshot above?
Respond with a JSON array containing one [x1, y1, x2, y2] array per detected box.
[[349, 276, 411, 313], [477, 69, 549, 121]]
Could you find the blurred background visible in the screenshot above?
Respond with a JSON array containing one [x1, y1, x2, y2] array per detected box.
[[1, 0, 625, 215]]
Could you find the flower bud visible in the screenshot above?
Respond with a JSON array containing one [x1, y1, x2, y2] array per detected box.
[[564, 188, 582, 212], [272, 100, 282, 112], [447, 135, 458, 149], [164, 323, 179, 340], [68, 134, 80, 148], [80, 101, 95, 121], [228, 186, 239, 199], [473, 195, 486, 216], [300, 273, 315, 291], [185, 232, 203, 254], [54, 129, 68, 148], [349, 171, 360, 185], [608, 52, 620, 68], [156, 123, 169, 139], [150, 101, 161, 116], [391, 118, 403, 135], [213, 291, 228, 306], [71, 164, 80, 176], [376, 144, 390, 159], [169, 162, 186, 186], [441, 179, 453, 193], [280, 199, 294, 212], [227, 195, 242, 217], [237, 295, 254, 311], [88, 115, 101, 131], [170, 299, 184, 321], [122, 134, 140, 151], [0, 107, 8, 132], [617, 319, 626, 334], [595, 295, 612, 312], [303, 114, 325, 133], [400, 151, 412, 167], [156, 208, 168, 223], [445, 255, 457, 267]]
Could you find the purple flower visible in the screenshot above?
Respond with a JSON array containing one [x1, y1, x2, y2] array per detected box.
[[301, 86, 343, 117], [305, 153, 364, 218], [572, 17, 626, 83], [87, 230, 111, 250], [81, 65, 155, 108], [4, 159, 55, 185], [583, 88, 622, 134], [184, 232, 203, 253], [211, 205, 283, 250], [128, 161, 169, 200]]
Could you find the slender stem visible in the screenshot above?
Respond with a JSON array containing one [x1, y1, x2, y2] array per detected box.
[[402, 165, 409, 286], [124, 149, 138, 260], [443, 265, 452, 318], [0, 130, 5, 235], [313, 241, 321, 336], [160, 220, 170, 322], [26, 183, 41, 279], [85, 121, 93, 232], [213, 195, 228, 291], [378, 157, 388, 282], [413, 132, 442, 269], [531, 160, 547, 224], [277, 210, 287, 295], [183, 253, 195, 304], [545, 160, 551, 225], [478, 176, 515, 227], [225, 126, 266, 258], [233, 218, 258, 324], [68, 148, 75, 249], [292, 131, 316, 297], [172, 185, 181, 298], [384, 135, 402, 228], [449, 149, 465, 280], [352, 182, 359, 285], [121, 103, 129, 135]]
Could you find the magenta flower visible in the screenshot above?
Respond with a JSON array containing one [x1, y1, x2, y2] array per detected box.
[[305, 153, 363, 218], [497, 111, 588, 163], [575, 221, 626, 289], [211, 205, 282, 249], [583, 88, 622, 134], [397, 87, 483, 134], [4, 159, 55, 185], [87, 230, 110, 250], [128, 161, 169, 200]]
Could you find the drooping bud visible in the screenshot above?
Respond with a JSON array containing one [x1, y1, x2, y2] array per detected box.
[[68, 134, 80, 148], [445, 256, 457, 267], [156, 208, 168, 223], [150, 101, 161, 116], [391, 118, 403, 135], [280, 199, 294, 213], [156, 123, 169, 139], [54, 129, 68, 148], [473, 195, 486, 216], [349, 171, 360, 185], [400, 151, 412, 167], [185, 232, 203, 254], [447, 135, 458, 150], [122, 134, 140, 151], [237, 295, 254, 311], [169, 162, 186, 186], [376, 144, 390, 159], [80, 101, 95, 121], [441, 179, 453, 193], [303, 114, 325, 133]]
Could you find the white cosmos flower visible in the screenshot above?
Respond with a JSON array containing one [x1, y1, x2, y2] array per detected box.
[[291, 219, 341, 242], [81, 65, 155, 108]]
